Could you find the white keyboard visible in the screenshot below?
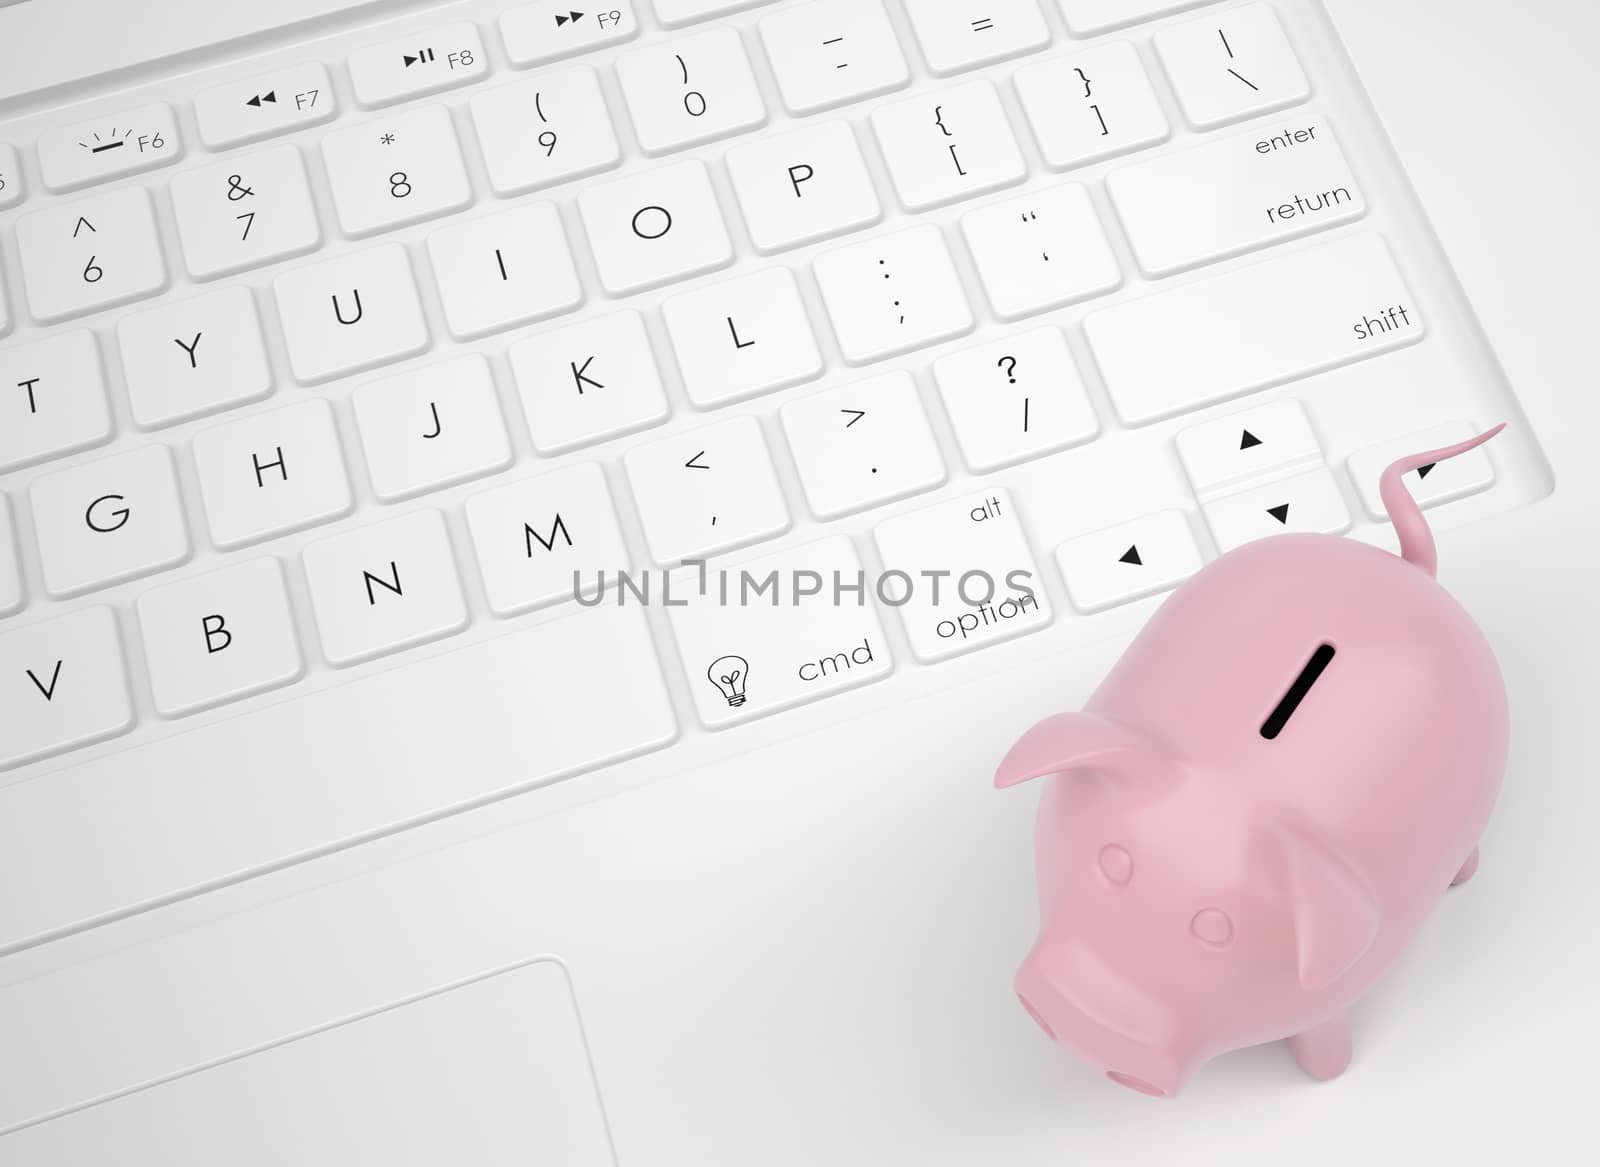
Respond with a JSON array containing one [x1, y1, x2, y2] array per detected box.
[[0, 0, 1547, 950]]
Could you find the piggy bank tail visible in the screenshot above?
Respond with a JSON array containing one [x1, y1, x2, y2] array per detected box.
[[1381, 425, 1506, 578]]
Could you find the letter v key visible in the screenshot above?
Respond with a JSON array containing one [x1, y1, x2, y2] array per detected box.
[[27, 660, 63, 701], [0, 607, 134, 771]]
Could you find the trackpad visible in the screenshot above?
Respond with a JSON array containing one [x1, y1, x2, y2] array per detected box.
[[3, 960, 615, 1166]]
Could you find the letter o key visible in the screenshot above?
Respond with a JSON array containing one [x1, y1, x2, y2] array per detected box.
[[632, 205, 673, 240]]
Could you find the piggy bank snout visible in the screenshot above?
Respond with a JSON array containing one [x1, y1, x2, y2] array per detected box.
[[1015, 949, 1194, 1098]]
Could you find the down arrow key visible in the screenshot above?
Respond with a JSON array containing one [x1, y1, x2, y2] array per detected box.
[[1202, 468, 1351, 552]]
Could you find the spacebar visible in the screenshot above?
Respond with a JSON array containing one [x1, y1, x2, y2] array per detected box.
[[0, 604, 677, 955]]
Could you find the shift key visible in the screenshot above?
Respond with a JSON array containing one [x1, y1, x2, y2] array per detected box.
[[874, 489, 1052, 663], [666, 535, 893, 729], [1084, 234, 1424, 426]]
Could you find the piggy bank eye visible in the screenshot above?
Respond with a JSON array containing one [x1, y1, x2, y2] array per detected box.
[[1097, 844, 1134, 886], [1190, 908, 1234, 947]]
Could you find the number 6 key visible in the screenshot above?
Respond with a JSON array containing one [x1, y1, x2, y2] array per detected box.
[[15, 187, 168, 323]]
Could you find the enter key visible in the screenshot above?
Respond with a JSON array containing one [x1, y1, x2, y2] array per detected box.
[[1107, 116, 1366, 276]]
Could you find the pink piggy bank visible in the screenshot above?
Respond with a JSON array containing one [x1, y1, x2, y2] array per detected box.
[[998, 427, 1509, 1097]]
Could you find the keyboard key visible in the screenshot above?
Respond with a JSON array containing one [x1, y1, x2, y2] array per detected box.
[[500, 1, 640, 66], [617, 27, 767, 155], [1156, 4, 1310, 130], [469, 68, 622, 196], [352, 355, 513, 502], [1083, 235, 1424, 426], [624, 416, 791, 563], [872, 81, 1027, 211], [322, 106, 472, 237], [667, 535, 893, 729], [274, 244, 430, 384], [195, 63, 337, 149], [904, 0, 1051, 76], [509, 310, 669, 454], [303, 509, 468, 667], [427, 203, 583, 339], [116, 286, 273, 429], [814, 224, 974, 364], [0, 264, 9, 337], [1055, 0, 1218, 35], [0, 603, 675, 946], [577, 160, 733, 295], [31, 445, 190, 598], [348, 23, 487, 108], [759, 0, 911, 114], [192, 399, 354, 549], [16, 187, 167, 322], [874, 488, 1051, 662], [1109, 117, 1364, 276], [1176, 399, 1323, 499], [170, 146, 323, 279], [726, 121, 883, 254], [1015, 42, 1170, 172], [37, 103, 181, 192], [934, 328, 1100, 472], [663, 267, 822, 408], [1204, 468, 1351, 551], [0, 331, 113, 473], [0, 496, 21, 617], [0, 607, 134, 771], [1219, 483, 1334, 559], [960, 183, 1122, 320], [1347, 421, 1496, 521], [782, 370, 946, 518], [466, 462, 631, 617], [655, 0, 772, 25], [136, 558, 304, 718], [1055, 510, 1204, 614], [0, 142, 23, 209]]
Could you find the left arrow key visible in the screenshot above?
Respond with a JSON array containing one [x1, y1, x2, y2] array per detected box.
[[38, 103, 181, 192]]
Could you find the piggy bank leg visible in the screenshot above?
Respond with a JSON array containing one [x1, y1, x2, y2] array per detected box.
[[1451, 846, 1481, 887], [1288, 1014, 1353, 1081]]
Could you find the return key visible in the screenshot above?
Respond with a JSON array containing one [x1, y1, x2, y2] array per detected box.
[[1107, 117, 1365, 277]]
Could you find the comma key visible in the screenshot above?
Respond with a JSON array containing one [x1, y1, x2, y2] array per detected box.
[[873, 488, 1052, 663]]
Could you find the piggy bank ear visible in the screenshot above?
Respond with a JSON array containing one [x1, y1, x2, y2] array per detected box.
[[994, 714, 1160, 789], [1276, 827, 1381, 992]]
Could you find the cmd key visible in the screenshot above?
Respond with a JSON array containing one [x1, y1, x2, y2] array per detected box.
[[666, 535, 894, 729]]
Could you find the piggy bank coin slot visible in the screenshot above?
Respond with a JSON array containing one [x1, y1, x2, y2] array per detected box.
[[1260, 642, 1336, 741]]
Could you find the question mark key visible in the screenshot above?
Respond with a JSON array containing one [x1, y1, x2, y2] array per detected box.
[[933, 327, 1101, 471]]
